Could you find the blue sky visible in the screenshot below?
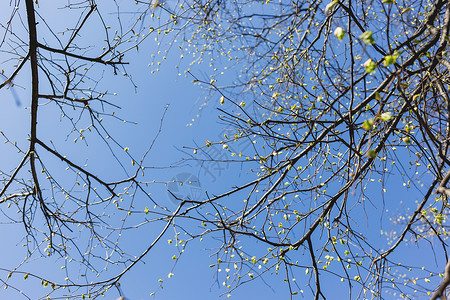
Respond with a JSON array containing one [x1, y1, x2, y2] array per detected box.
[[0, 2, 281, 299], [0, 1, 448, 299]]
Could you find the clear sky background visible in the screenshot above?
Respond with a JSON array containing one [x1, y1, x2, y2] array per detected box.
[[0, 2, 291, 299], [0, 1, 447, 300]]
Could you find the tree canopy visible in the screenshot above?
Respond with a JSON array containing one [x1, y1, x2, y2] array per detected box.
[[0, 0, 450, 299]]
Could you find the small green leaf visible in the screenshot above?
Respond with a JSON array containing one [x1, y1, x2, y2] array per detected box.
[[380, 112, 393, 122], [362, 118, 374, 130], [359, 31, 375, 45], [325, 0, 338, 14], [363, 59, 377, 73], [382, 0, 394, 3], [401, 7, 411, 14], [384, 55, 396, 66], [334, 27, 345, 40], [435, 214, 445, 225], [367, 149, 377, 158]]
